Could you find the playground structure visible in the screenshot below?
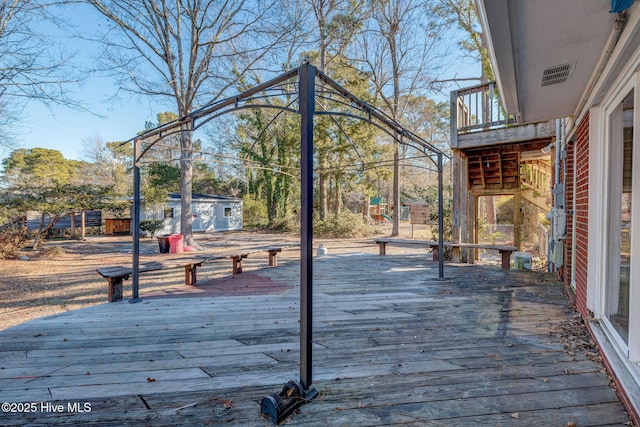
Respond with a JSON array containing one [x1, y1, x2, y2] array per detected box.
[[369, 198, 419, 225], [368, 197, 392, 223]]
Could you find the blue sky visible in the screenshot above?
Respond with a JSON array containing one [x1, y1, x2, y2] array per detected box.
[[19, 83, 158, 162], [1, 4, 480, 164], [1, 4, 163, 163]]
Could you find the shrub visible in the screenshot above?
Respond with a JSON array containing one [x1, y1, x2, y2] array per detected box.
[[0, 219, 29, 260], [242, 196, 268, 227], [38, 247, 66, 258], [314, 211, 374, 238], [269, 212, 299, 232], [139, 220, 164, 237]]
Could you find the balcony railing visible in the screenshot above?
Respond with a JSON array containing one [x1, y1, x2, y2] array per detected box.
[[451, 82, 517, 135]]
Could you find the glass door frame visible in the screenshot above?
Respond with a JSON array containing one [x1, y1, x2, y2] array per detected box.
[[598, 74, 640, 362]]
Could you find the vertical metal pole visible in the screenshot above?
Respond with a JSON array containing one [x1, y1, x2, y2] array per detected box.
[[438, 153, 444, 279], [299, 62, 315, 390], [131, 138, 142, 303]]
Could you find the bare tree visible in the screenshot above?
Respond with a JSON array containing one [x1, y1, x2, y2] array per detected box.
[[435, 0, 497, 225], [81, 135, 132, 196], [304, 0, 370, 219], [355, 0, 449, 235], [87, 0, 291, 245], [0, 1, 84, 150], [435, 0, 492, 83]]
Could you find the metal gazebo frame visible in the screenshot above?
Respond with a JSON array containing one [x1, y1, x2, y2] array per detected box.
[[126, 61, 449, 419]]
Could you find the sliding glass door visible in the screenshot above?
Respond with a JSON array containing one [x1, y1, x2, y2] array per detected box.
[[606, 90, 634, 347]]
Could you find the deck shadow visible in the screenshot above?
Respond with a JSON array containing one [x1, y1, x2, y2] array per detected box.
[[144, 273, 293, 299]]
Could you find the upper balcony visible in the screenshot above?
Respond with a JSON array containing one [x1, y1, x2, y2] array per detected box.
[[450, 82, 555, 150]]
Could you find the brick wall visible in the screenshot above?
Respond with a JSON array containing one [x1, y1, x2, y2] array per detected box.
[[573, 113, 590, 316]]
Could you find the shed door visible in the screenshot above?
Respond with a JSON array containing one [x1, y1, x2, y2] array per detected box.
[[215, 204, 230, 230]]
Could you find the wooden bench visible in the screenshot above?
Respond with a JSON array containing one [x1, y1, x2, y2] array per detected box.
[[97, 257, 206, 302], [228, 244, 299, 274], [98, 244, 299, 301], [448, 243, 518, 270], [374, 238, 517, 269]]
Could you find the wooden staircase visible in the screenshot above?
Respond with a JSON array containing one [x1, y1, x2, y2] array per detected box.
[[520, 187, 551, 211], [467, 152, 552, 212], [520, 159, 552, 211], [467, 151, 520, 190]]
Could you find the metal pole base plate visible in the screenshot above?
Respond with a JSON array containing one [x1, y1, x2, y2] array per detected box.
[[260, 380, 318, 424]]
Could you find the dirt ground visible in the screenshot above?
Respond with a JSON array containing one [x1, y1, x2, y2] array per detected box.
[[0, 230, 384, 331]]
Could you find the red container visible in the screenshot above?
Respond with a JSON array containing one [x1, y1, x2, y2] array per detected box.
[[168, 234, 184, 254]]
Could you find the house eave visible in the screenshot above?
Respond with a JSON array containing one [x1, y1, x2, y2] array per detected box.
[[476, 0, 616, 124]]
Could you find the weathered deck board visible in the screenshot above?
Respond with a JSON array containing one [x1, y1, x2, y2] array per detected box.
[[0, 252, 630, 426]]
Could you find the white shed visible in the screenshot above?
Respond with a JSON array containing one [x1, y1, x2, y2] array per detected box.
[[140, 193, 243, 234]]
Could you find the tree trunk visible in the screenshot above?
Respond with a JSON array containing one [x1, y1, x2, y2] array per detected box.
[[33, 213, 59, 250], [389, 8, 401, 237], [266, 172, 275, 227], [334, 177, 342, 215], [81, 211, 86, 240], [485, 196, 496, 225], [318, 4, 328, 220], [180, 126, 194, 246], [391, 141, 400, 236], [33, 213, 46, 251], [362, 195, 369, 219], [71, 212, 76, 239], [319, 157, 328, 219]]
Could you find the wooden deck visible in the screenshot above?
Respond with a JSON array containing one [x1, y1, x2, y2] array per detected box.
[[0, 250, 630, 426]]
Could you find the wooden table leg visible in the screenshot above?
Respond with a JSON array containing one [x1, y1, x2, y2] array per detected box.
[[431, 245, 439, 261], [184, 264, 199, 286], [501, 250, 512, 269], [232, 256, 244, 274], [268, 249, 281, 267], [379, 242, 387, 255], [108, 277, 124, 302], [451, 246, 461, 263]]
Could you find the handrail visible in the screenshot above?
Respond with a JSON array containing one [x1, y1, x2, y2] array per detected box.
[[451, 82, 517, 135], [520, 159, 551, 194]]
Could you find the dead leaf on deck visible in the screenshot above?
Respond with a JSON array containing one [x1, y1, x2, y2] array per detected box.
[[511, 412, 519, 419], [147, 377, 156, 382]]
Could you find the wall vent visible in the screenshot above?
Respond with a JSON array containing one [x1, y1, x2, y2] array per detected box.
[[541, 63, 575, 87]]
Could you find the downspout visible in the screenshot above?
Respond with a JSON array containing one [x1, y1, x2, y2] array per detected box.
[[554, 119, 561, 243], [549, 118, 563, 273]]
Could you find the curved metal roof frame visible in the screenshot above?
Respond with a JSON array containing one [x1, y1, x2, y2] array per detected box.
[[131, 66, 449, 164], [127, 63, 447, 417]]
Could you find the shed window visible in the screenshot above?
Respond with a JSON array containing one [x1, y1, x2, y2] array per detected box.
[[164, 208, 174, 219], [224, 207, 232, 217]]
